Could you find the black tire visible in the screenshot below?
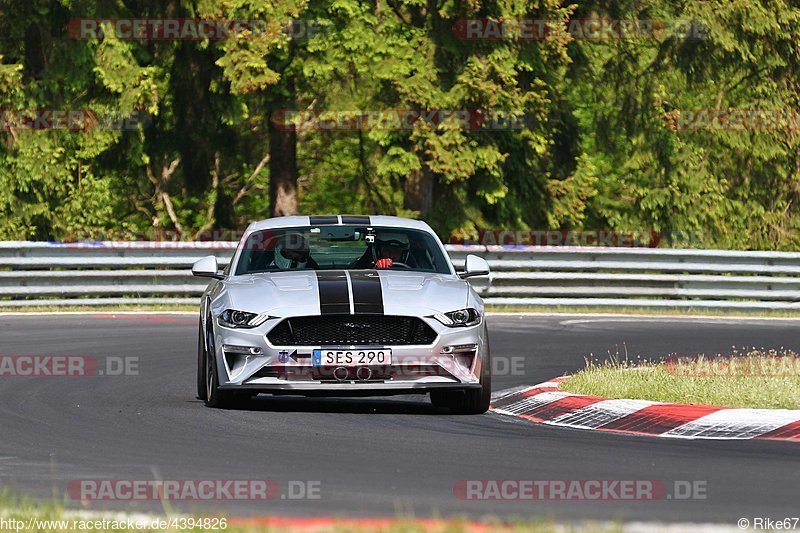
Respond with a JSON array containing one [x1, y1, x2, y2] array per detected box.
[[431, 330, 492, 415], [448, 368, 491, 414], [430, 390, 452, 409], [203, 319, 237, 408]]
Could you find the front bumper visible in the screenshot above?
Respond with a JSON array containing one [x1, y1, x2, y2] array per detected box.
[[212, 315, 487, 395], [218, 382, 481, 395]]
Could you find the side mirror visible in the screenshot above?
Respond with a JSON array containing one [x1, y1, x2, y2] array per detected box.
[[192, 256, 224, 280], [459, 254, 490, 279]]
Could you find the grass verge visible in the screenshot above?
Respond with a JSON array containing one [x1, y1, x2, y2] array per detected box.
[[0, 304, 197, 314], [485, 304, 800, 318], [561, 349, 800, 409], [0, 489, 622, 533], [2, 303, 800, 319]]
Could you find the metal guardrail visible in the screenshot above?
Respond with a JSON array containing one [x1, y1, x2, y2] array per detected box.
[[2, 241, 800, 309]]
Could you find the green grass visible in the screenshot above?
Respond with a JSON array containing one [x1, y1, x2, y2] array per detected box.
[[561, 348, 800, 409], [0, 304, 197, 313], [485, 304, 800, 318], [0, 488, 622, 533]]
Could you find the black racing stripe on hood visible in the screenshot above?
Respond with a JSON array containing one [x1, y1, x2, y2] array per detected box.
[[349, 270, 384, 315], [309, 215, 339, 225], [340, 215, 371, 225], [315, 270, 350, 314]]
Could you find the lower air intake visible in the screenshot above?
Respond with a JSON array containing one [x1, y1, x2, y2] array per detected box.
[[267, 315, 437, 346]]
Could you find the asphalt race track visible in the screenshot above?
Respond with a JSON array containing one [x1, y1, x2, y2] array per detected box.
[[1, 313, 799, 525]]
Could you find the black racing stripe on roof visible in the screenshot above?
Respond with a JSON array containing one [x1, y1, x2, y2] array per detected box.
[[349, 270, 384, 315], [340, 215, 371, 225], [309, 215, 339, 225], [315, 270, 351, 314]]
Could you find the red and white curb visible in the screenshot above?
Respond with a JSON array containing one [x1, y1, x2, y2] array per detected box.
[[490, 377, 800, 441]]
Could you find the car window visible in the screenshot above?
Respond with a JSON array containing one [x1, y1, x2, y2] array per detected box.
[[234, 226, 450, 275]]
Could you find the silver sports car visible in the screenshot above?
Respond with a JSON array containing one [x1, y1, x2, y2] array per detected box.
[[192, 215, 492, 414]]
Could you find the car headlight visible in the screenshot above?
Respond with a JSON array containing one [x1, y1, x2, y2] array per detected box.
[[432, 308, 482, 327], [217, 309, 271, 329]]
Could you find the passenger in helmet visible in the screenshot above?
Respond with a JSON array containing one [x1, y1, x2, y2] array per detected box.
[[271, 232, 319, 270]]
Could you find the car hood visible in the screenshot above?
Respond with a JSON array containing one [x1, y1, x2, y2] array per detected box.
[[214, 270, 469, 317]]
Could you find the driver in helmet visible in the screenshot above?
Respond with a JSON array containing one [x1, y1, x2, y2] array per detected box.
[[271, 232, 319, 270]]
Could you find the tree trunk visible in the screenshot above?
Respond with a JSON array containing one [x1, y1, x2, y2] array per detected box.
[[268, 118, 298, 217], [173, 42, 216, 195], [404, 167, 434, 215]]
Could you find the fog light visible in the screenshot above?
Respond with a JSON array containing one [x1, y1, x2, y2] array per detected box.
[[223, 344, 264, 355], [441, 343, 478, 355]]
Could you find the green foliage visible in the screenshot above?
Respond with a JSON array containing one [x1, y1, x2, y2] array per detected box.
[[0, 0, 798, 249]]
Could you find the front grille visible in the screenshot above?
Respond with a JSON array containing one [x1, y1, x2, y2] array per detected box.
[[267, 315, 437, 346]]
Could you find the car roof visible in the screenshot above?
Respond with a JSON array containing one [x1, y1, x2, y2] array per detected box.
[[245, 215, 434, 234]]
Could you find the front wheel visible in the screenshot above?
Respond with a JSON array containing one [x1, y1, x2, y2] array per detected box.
[[202, 319, 237, 408], [431, 340, 492, 415], [196, 321, 206, 400]]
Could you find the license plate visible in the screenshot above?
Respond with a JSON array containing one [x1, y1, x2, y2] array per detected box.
[[312, 348, 392, 366]]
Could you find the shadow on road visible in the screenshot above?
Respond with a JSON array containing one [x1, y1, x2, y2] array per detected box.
[[204, 394, 453, 415]]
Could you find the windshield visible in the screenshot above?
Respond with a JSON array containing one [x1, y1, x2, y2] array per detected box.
[[234, 225, 451, 275]]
